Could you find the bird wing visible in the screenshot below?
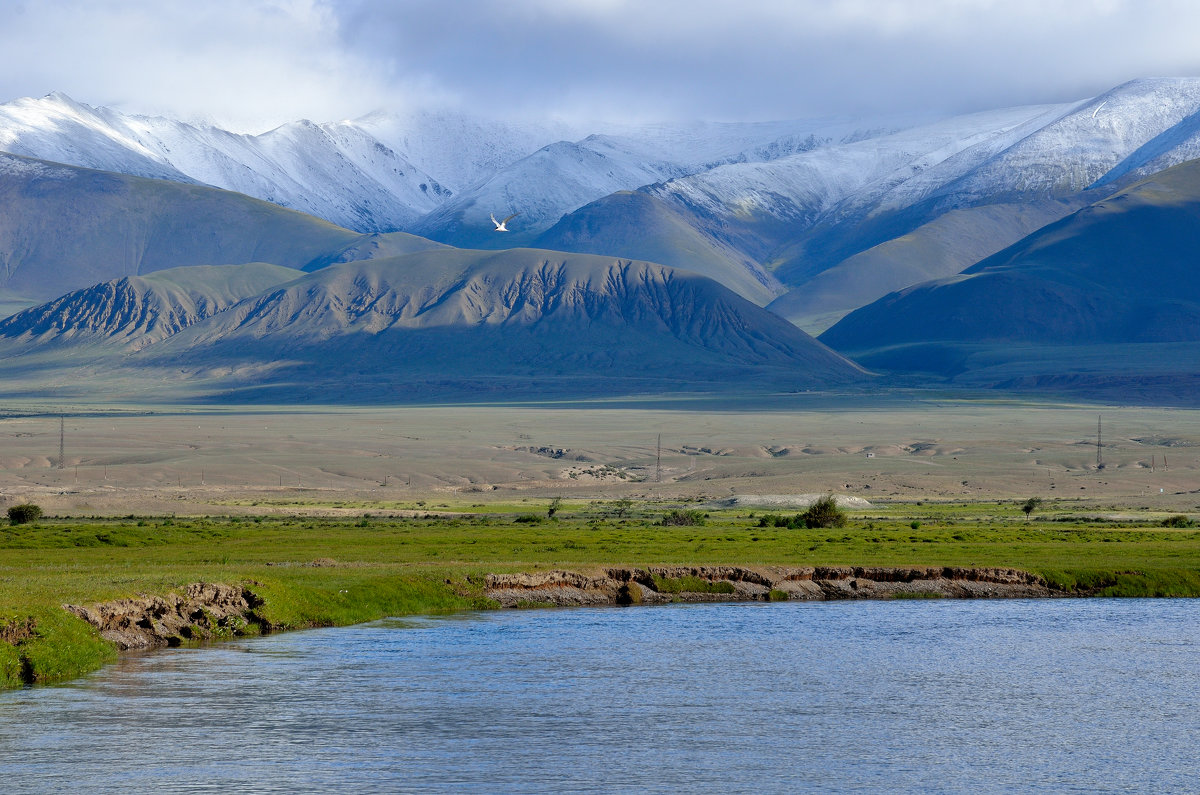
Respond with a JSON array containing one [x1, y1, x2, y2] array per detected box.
[[501, 212, 521, 225], [490, 213, 500, 227]]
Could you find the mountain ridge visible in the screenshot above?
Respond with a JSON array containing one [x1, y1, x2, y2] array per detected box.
[[0, 249, 867, 403]]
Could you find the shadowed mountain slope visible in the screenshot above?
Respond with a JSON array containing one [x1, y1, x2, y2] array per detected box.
[[767, 200, 1080, 333], [0, 153, 445, 313], [532, 190, 782, 306], [818, 158, 1200, 399]]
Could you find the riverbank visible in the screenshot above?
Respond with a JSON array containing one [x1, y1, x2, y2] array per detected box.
[[485, 565, 1061, 606], [52, 565, 1061, 659], [5, 509, 1200, 688]]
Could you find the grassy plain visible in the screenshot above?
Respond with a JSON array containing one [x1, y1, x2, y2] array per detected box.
[[2, 394, 1200, 688], [4, 505, 1200, 688]]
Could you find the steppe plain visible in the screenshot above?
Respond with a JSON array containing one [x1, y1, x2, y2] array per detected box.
[[7, 391, 1200, 688], [2, 393, 1196, 516]]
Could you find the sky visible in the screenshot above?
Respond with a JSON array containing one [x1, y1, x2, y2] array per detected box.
[[3, 0, 1200, 132]]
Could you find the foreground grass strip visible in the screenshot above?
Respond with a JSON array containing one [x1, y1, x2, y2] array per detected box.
[[3, 509, 1200, 688]]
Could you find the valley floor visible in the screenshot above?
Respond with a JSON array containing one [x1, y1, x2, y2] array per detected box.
[[0, 393, 1196, 516]]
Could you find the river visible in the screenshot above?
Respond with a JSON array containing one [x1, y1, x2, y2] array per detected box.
[[2, 599, 1198, 793]]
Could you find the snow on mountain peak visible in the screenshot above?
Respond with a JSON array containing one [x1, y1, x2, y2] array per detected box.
[[6, 79, 1200, 250]]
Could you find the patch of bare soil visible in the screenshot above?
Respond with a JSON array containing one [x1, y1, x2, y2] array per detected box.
[[64, 583, 263, 650]]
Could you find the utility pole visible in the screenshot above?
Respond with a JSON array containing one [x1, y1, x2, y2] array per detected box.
[[1096, 414, 1105, 470], [655, 434, 662, 483], [58, 414, 65, 470]]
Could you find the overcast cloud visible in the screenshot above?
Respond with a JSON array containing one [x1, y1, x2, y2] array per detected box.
[[3, 0, 1200, 131]]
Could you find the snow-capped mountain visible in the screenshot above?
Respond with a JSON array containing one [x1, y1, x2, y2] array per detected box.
[[0, 93, 449, 231], [0, 91, 924, 241], [646, 78, 1200, 258], [544, 78, 1200, 325], [0, 93, 195, 183], [409, 118, 902, 249], [640, 103, 1074, 259], [927, 77, 1200, 203], [8, 78, 1200, 320]]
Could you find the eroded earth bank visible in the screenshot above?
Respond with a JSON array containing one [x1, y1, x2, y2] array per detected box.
[[485, 566, 1058, 606], [61, 567, 1061, 652]]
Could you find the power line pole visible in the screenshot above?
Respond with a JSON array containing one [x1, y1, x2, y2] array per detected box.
[[655, 434, 662, 483], [1096, 414, 1105, 470], [58, 414, 65, 470]]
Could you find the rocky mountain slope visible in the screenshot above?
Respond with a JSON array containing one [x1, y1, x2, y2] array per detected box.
[[0, 263, 300, 351], [0, 249, 866, 402], [151, 249, 866, 401]]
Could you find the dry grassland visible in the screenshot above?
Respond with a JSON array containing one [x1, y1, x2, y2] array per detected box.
[[1, 394, 1196, 516]]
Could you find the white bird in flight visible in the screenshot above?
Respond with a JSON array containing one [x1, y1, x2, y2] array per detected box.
[[491, 212, 520, 232]]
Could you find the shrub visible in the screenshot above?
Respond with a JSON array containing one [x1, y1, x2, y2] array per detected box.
[[1022, 497, 1043, 518], [659, 509, 706, 526], [1161, 514, 1194, 528], [801, 495, 847, 529], [513, 514, 544, 524], [910, 520, 921, 530], [8, 504, 42, 525], [604, 498, 634, 518], [758, 513, 793, 528]]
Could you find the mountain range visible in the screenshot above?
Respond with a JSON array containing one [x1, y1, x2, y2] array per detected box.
[[4, 79, 1200, 403], [0, 251, 864, 402]]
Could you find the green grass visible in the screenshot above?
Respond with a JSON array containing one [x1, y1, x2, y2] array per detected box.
[[651, 574, 736, 594], [3, 504, 1200, 688]]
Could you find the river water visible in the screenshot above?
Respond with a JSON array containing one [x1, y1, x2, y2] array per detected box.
[[2, 599, 1198, 793]]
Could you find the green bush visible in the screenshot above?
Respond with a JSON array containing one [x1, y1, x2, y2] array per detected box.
[[801, 495, 847, 529], [757, 498, 848, 530], [8, 504, 42, 526], [1161, 514, 1194, 528], [513, 514, 544, 524], [658, 509, 706, 526]]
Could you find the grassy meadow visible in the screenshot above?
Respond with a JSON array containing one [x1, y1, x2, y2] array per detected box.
[[4, 499, 1200, 688]]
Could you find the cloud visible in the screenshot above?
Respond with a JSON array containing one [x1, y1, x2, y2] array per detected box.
[[0, 0, 408, 130], [2, 0, 1200, 127], [329, 0, 1200, 121]]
